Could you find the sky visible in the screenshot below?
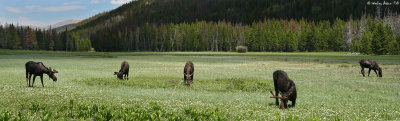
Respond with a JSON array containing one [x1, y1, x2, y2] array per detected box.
[[0, 0, 133, 27]]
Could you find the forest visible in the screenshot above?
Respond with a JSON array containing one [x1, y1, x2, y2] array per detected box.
[[1, 0, 400, 54]]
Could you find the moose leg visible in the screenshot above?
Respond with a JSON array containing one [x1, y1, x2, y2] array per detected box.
[[184, 75, 187, 84], [126, 73, 129, 80], [191, 74, 194, 83], [291, 99, 296, 108], [280, 100, 288, 109], [275, 89, 279, 106], [373, 69, 378, 77], [26, 71, 29, 87], [28, 74, 32, 87], [368, 68, 371, 77], [361, 67, 365, 77], [283, 100, 289, 109], [32, 75, 37, 87], [40, 76, 44, 87]]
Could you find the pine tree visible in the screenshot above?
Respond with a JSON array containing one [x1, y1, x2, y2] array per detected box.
[[372, 23, 385, 55], [331, 18, 345, 51], [7, 24, 22, 49], [387, 34, 400, 55], [0, 25, 5, 48], [25, 28, 37, 50], [383, 24, 395, 54], [360, 31, 373, 54], [349, 37, 361, 53], [286, 31, 298, 52]]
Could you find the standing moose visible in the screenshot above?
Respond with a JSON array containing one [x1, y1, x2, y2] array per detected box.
[[25, 61, 58, 87], [359, 59, 382, 77], [114, 61, 130, 80], [184, 61, 194, 86], [270, 70, 297, 109]]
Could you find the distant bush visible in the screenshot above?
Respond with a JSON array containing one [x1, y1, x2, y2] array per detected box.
[[89, 48, 96, 52], [235, 46, 248, 53]]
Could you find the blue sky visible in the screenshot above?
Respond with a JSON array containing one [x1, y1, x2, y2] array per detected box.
[[0, 0, 133, 27]]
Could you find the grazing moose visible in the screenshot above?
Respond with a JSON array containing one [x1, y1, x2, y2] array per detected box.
[[114, 61, 129, 80], [359, 59, 382, 77], [184, 61, 194, 86], [270, 70, 297, 109], [25, 61, 58, 87]]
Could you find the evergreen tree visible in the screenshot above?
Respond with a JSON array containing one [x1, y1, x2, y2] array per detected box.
[[25, 28, 38, 50], [331, 18, 345, 51], [0, 25, 5, 48], [372, 23, 385, 55], [360, 31, 373, 54], [349, 37, 361, 53], [383, 24, 395, 54], [7, 24, 22, 49]]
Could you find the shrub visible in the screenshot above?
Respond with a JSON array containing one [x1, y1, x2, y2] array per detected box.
[[235, 46, 248, 53], [0, 111, 12, 121], [89, 48, 96, 52]]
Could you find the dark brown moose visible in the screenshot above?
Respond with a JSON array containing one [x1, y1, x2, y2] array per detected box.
[[114, 61, 129, 80], [359, 59, 382, 77], [184, 61, 194, 86], [270, 70, 297, 109], [25, 61, 58, 87]]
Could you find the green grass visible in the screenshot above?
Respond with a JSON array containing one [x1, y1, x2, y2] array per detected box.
[[0, 49, 399, 120]]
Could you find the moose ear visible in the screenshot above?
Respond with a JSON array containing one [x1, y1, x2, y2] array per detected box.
[[114, 72, 118, 75], [53, 69, 58, 73]]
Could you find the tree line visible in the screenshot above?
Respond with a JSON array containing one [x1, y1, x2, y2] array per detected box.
[[1, 15, 399, 54], [0, 24, 65, 51]]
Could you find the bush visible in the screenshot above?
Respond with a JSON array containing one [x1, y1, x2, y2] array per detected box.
[[0, 111, 12, 121], [235, 46, 248, 53]]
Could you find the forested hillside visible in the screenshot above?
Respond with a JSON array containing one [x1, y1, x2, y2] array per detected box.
[[1, 0, 400, 54]]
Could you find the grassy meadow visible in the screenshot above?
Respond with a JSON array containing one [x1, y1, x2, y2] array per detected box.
[[0, 49, 399, 120]]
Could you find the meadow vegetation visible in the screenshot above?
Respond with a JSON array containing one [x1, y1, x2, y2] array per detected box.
[[0, 49, 399, 120]]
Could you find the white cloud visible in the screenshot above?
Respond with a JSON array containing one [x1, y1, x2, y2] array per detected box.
[[18, 17, 42, 25], [42, 5, 86, 12], [6, 7, 22, 13], [25, 5, 40, 9], [4, 16, 45, 27], [110, 0, 132, 5], [63, 1, 81, 5], [91, 0, 100, 4]]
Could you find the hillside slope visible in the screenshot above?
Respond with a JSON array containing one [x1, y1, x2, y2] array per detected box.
[[71, 0, 381, 32], [59, 0, 400, 52]]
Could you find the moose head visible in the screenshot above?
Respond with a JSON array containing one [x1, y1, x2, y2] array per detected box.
[[114, 72, 123, 79], [270, 91, 293, 109], [184, 72, 193, 86], [48, 67, 58, 81], [377, 67, 382, 77]]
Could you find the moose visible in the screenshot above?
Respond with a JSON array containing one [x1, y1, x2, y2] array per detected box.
[[270, 70, 297, 109], [114, 61, 129, 80], [359, 59, 382, 77], [25, 61, 58, 87], [183, 61, 194, 86]]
